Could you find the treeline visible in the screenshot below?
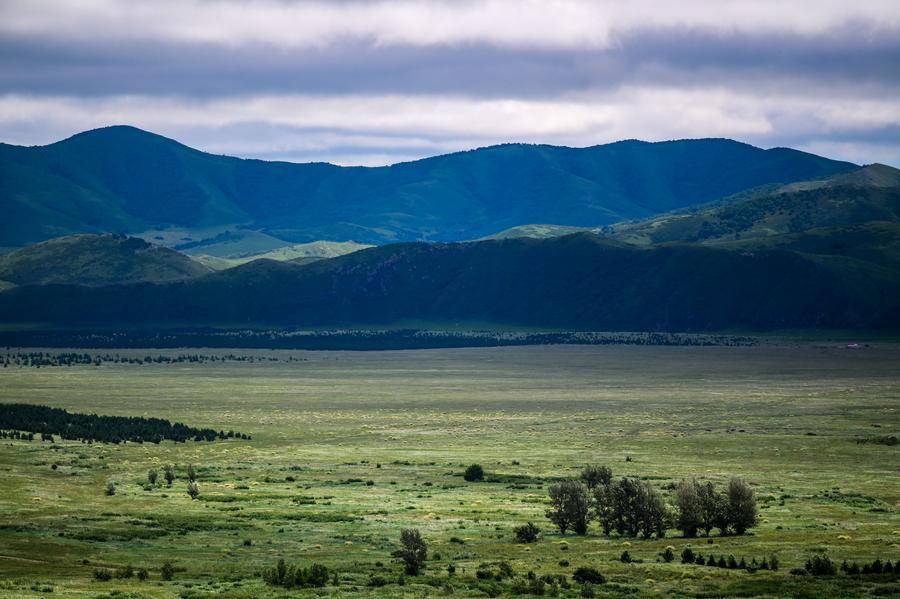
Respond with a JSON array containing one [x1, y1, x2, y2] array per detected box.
[[544, 466, 757, 538], [798, 555, 899, 577], [0, 329, 756, 351], [2, 351, 299, 368], [0, 404, 248, 444]]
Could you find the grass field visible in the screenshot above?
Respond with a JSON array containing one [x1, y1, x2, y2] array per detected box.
[[0, 344, 898, 597]]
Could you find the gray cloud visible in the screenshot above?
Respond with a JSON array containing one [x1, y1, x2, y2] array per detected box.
[[0, 0, 898, 167]]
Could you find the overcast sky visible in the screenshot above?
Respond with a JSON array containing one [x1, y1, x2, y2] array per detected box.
[[1, 0, 899, 166]]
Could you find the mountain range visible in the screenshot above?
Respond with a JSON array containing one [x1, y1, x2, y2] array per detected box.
[[0, 126, 856, 247], [0, 127, 897, 332]]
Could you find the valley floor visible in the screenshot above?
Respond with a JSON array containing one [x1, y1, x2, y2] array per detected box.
[[0, 344, 898, 597]]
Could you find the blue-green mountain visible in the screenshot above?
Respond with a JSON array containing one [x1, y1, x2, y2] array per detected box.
[[0, 126, 856, 247]]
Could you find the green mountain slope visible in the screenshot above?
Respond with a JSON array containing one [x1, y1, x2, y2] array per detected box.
[[0, 126, 857, 246], [0, 234, 211, 286], [1, 233, 896, 331], [601, 165, 900, 246]]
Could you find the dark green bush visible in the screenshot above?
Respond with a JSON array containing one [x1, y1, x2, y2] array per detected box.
[[572, 567, 605, 585]]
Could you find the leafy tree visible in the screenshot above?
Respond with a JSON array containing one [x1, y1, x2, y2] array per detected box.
[[727, 478, 757, 535], [674, 479, 702, 537], [697, 481, 727, 536], [147, 469, 158, 486], [592, 483, 614, 535], [546, 480, 591, 535], [597, 477, 668, 538], [399, 528, 427, 575], [514, 522, 540, 543], [464, 464, 484, 482], [637, 482, 669, 538], [580, 465, 612, 489], [164, 464, 175, 486]]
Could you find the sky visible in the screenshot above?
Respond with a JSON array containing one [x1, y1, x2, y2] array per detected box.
[[1, 0, 899, 166]]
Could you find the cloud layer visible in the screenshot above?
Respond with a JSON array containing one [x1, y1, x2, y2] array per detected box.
[[1, 0, 899, 166]]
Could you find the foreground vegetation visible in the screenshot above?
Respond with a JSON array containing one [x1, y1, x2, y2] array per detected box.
[[0, 343, 897, 597]]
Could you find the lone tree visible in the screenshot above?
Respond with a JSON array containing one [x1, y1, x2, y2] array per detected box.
[[187, 480, 200, 500], [546, 480, 591, 535], [464, 464, 484, 482], [674, 479, 702, 537], [147, 469, 158, 486], [727, 478, 757, 535], [399, 529, 427, 575], [580, 465, 612, 490], [163, 464, 175, 486]]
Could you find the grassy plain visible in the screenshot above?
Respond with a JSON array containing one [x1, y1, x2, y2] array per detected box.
[[0, 343, 898, 597]]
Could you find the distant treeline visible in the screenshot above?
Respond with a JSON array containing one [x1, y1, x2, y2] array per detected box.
[[0, 329, 757, 351], [2, 351, 303, 368], [0, 403, 248, 444]]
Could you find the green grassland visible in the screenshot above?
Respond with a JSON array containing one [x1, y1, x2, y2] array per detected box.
[[0, 344, 897, 597]]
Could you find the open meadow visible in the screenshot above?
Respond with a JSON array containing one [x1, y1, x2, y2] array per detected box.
[[0, 343, 898, 597]]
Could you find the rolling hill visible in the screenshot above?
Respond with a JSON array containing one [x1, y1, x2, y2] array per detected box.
[[0, 232, 896, 331], [602, 164, 900, 246], [189, 240, 373, 270], [0, 126, 857, 247], [0, 234, 211, 287]]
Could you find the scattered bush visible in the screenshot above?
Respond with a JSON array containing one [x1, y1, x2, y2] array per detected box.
[[464, 464, 485, 482], [187, 480, 200, 500], [92, 569, 112, 581], [681, 547, 695, 564], [104, 482, 116, 496], [161, 561, 175, 581], [572, 567, 605, 585], [147, 469, 158, 485], [514, 522, 541, 543]]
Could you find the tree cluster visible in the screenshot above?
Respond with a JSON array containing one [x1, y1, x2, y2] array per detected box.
[[674, 478, 757, 536], [681, 548, 778, 572], [544, 466, 758, 538], [262, 559, 330, 588], [0, 403, 248, 444]]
